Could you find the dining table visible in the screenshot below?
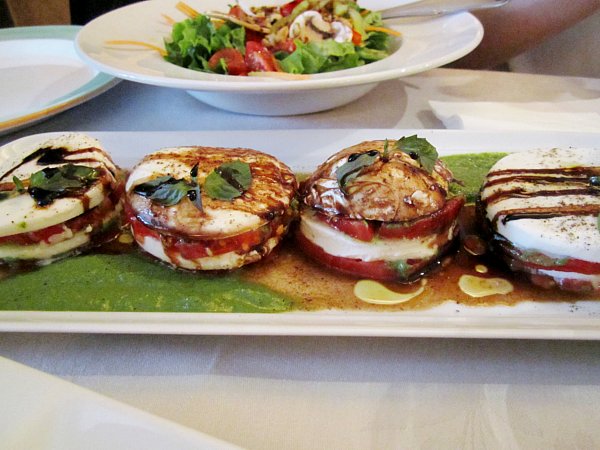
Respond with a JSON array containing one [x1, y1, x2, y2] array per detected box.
[[1, 66, 600, 450]]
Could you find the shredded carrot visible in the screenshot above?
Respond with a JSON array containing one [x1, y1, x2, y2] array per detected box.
[[365, 26, 402, 37], [162, 13, 176, 25], [176, 1, 199, 18], [105, 40, 167, 57]]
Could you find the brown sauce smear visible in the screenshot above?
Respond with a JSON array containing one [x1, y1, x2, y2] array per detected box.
[[1, 206, 598, 310], [241, 205, 599, 311]]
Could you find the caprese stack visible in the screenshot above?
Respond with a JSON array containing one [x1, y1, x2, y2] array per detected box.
[[297, 137, 464, 281], [125, 146, 297, 270], [0, 134, 124, 264], [479, 147, 600, 292]]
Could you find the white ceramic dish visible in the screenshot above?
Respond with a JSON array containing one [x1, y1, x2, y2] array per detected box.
[[74, 0, 483, 115], [0, 26, 119, 136], [0, 356, 242, 450], [1, 129, 599, 339]]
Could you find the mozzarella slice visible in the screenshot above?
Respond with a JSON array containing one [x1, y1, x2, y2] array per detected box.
[[480, 148, 600, 264], [299, 211, 441, 261], [126, 146, 296, 238], [0, 134, 117, 237], [0, 229, 91, 261], [0, 184, 106, 237]]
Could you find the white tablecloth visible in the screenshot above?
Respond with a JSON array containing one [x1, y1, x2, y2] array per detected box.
[[2, 68, 600, 449]]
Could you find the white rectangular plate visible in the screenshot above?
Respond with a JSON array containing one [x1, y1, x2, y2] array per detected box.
[[0, 356, 241, 450], [1, 129, 599, 339]]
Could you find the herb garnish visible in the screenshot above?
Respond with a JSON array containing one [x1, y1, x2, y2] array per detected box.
[[204, 161, 252, 200], [133, 160, 252, 209], [336, 150, 379, 192], [12, 176, 25, 193], [396, 135, 438, 174], [133, 176, 196, 207], [27, 164, 99, 206]]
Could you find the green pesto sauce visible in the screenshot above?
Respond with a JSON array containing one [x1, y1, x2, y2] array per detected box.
[[441, 152, 508, 203], [0, 253, 293, 313]]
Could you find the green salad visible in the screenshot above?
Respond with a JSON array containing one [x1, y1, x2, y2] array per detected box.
[[164, 0, 399, 76]]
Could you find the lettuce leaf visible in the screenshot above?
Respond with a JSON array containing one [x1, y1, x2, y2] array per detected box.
[[164, 15, 245, 71], [279, 40, 365, 74]]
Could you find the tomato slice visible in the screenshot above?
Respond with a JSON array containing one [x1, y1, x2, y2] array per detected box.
[[351, 29, 362, 46], [496, 237, 600, 275], [522, 257, 600, 275], [315, 212, 375, 242], [313, 197, 464, 243], [171, 227, 266, 260], [208, 48, 248, 76], [0, 223, 66, 245], [379, 197, 464, 240], [245, 41, 278, 72], [130, 214, 279, 261], [296, 230, 427, 281]]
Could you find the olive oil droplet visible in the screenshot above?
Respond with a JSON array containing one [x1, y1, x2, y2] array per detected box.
[[458, 275, 513, 298], [354, 279, 425, 305]]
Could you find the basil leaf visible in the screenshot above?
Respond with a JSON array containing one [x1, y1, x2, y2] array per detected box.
[[131, 176, 173, 195], [336, 151, 379, 192], [396, 135, 438, 174], [205, 161, 252, 200], [27, 164, 100, 206], [148, 181, 192, 206], [133, 177, 195, 207]]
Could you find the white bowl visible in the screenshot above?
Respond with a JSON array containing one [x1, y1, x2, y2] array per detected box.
[[76, 0, 483, 115]]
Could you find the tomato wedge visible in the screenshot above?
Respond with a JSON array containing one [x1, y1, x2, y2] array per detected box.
[[245, 41, 278, 72], [280, 0, 303, 17], [208, 48, 248, 76], [270, 38, 296, 54], [228, 5, 245, 19]]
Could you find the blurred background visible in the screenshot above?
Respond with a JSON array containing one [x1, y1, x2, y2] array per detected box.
[[1, 0, 135, 26], [2, 0, 599, 77]]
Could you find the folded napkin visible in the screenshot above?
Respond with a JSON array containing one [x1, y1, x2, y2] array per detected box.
[[429, 99, 600, 132]]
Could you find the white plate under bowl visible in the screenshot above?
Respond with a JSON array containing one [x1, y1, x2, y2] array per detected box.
[[0, 26, 119, 135], [75, 0, 483, 115]]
